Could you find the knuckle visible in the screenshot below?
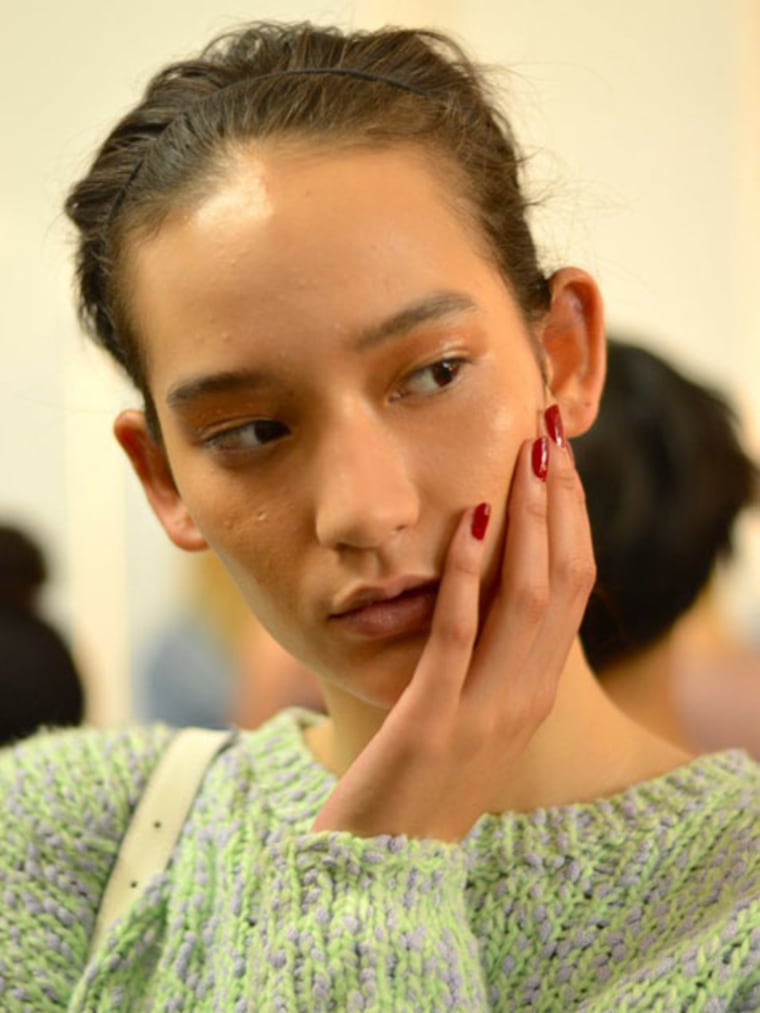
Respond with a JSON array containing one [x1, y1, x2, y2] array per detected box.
[[436, 615, 476, 651], [556, 465, 578, 493], [558, 555, 596, 595], [523, 682, 558, 726], [574, 478, 589, 507], [524, 494, 548, 523], [531, 687, 557, 724], [511, 581, 550, 623], [451, 549, 481, 578], [493, 679, 559, 739]]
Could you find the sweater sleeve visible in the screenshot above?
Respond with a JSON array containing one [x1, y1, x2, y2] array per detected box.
[[0, 724, 172, 1010], [249, 830, 488, 1011]]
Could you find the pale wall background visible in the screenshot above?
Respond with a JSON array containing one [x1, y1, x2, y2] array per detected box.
[[2, 0, 758, 723]]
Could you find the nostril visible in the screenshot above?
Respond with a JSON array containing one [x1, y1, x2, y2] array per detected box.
[[316, 497, 418, 551], [313, 432, 419, 549]]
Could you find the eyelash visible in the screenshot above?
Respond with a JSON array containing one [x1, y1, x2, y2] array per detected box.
[[201, 356, 470, 456], [203, 418, 288, 454], [392, 356, 468, 400]]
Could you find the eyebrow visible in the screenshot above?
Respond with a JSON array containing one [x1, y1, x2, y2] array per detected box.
[[166, 289, 479, 409], [166, 369, 276, 409], [353, 290, 479, 351]]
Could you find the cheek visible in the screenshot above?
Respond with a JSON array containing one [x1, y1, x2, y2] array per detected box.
[[450, 389, 537, 588], [167, 458, 295, 598], [481, 402, 531, 478], [210, 518, 306, 651], [207, 509, 289, 595], [430, 387, 535, 500]]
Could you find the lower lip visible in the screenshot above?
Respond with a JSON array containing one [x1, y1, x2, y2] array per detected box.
[[332, 585, 438, 640]]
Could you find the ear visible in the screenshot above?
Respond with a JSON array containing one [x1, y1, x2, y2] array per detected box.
[[114, 410, 208, 552], [538, 267, 606, 437]]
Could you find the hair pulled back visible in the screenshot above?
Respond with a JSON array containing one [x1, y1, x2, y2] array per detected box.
[[65, 22, 549, 435]]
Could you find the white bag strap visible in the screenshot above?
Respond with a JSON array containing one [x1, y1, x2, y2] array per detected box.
[[89, 726, 234, 958]]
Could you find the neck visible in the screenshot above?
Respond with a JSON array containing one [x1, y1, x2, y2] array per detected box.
[[599, 635, 692, 753], [305, 638, 691, 812]]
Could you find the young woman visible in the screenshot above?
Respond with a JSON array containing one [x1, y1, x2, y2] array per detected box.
[[1, 22, 757, 1011]]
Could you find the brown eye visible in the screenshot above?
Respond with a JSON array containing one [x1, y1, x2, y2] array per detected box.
[[205, 419, 289, 453], [429, 360, 460, 386], [397, 357, 467, 398]]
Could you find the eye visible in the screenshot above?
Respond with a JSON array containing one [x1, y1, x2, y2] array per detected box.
[[395, 357, 467, 399], [203, 418, 289, 453]]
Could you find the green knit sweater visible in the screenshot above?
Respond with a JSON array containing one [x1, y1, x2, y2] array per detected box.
[[0, 708, 758, 1011]]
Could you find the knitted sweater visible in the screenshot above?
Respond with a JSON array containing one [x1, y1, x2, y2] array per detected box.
[[1, 709, 758, 1012]]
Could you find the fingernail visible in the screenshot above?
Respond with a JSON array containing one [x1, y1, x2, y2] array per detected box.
[[545, 404, 565, 448], [532, 436, 549, 481], [471, 501, 491, 540]]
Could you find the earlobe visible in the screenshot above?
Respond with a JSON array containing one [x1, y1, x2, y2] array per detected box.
[[114, 410, 208, 552], [539, 268, 606, 437]]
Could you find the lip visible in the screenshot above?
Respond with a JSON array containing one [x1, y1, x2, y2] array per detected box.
[[331, 575, 437, 616], [329, 577, 439, 640]]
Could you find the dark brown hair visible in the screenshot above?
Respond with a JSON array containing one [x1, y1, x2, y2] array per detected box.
[[0, 525, 47, 610], [575, 338, 760, 670], [65, 22, 550, 436]]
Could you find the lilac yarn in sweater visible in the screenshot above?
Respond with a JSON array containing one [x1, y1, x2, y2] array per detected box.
[[0, 708, 758, 1011]]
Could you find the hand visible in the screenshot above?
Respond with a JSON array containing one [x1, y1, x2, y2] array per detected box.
[[311, 409, 596, 841]]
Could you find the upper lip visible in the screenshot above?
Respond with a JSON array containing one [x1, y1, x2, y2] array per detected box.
[[330, 576, 438, 617]]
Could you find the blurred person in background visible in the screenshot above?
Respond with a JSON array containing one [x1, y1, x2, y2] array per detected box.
[[0, 523, 85, 745], [575, 338, 760, 757], [140, 552, 324, 728]]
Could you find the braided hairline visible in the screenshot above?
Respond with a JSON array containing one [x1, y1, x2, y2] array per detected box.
[[67, 25, 549, 439], [104, 67, 437, 232], [92, 67, 446, 395]]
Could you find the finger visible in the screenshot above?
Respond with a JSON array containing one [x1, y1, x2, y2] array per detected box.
[[525, 433, 596, 685], [407, 502, 491, 710], [466, 436, 551, 703]]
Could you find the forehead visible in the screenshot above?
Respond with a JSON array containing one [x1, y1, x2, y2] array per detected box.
[[126, 144, 512, 384]]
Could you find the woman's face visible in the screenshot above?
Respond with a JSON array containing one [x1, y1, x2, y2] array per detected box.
[[126, 145, 547, 707]]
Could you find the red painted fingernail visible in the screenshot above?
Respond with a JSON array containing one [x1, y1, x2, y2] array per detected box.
[[532, 436, 549, 481], [471, 502, 491, 540], [545, 404, 565, 448]]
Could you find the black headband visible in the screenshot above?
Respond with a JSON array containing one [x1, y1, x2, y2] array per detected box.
[[104, 67, 431, 233], [248, 66, 431, 97]]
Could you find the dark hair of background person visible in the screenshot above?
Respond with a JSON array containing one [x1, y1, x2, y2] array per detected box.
[[0, 525, 85, 746], [574, 338, 759, 671], [64, 21, 551, 440]]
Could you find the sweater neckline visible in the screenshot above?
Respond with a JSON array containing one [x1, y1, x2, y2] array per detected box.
[[242, 707, 755, 844]]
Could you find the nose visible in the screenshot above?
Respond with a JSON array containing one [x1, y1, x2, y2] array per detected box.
[[313, 407, 419, 551]]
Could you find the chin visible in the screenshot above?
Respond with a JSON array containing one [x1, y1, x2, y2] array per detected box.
[[327, 634, 427, 710]]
